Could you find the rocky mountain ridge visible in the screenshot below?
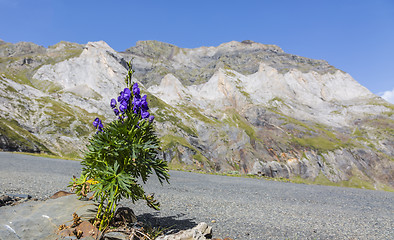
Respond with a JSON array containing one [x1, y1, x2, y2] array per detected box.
[[0, 39, 393, 190], [121, 40, 338, 87]]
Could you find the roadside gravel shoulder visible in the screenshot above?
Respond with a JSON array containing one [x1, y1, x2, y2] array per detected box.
[[1, 152, 393, 239], [0, 152, 81, 199]]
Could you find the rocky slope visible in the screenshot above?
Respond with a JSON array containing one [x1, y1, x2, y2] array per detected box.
[[0, 39, 393, 190]]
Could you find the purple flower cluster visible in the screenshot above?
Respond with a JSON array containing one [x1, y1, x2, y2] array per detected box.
[[93, 117, 104, 132], [131, 83, 153, 122], [92, 82, 155, 132], [114, 87, 132, 115]]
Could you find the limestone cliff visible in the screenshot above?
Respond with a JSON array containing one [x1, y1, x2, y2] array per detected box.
[[0, 40, 393, 190]]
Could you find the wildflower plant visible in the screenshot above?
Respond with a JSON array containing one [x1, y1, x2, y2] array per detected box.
[[70, 61, 169, 231]]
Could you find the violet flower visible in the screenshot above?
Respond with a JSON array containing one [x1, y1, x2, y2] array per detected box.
[[110, 99, 116, 109]]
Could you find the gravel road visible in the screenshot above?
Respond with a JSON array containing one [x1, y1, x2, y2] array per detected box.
[[0, 152, 393, 239]]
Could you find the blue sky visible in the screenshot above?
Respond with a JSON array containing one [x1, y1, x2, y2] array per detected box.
[[1, 0, 393, 103]]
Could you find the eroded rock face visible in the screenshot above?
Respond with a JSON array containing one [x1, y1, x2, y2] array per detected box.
[[0, 40, 393, 189], [149, 63, 377, 128]]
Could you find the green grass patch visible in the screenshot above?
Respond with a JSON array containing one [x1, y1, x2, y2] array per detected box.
[[352, 127, 363, 137], [234, 81, 251, 99], [366, 118, 394, 137], [269, 97, 286, 104], [179, 104, 218, 125], [330, 110, 342, 115], [161, 134, 214, 170], [0, 118, 52, 154], [37, 97, 101, 137], [75, 107, 105, 127], [223, 108, 256, 140], [192, 152, 207, 163], [160, 134, 194, 151], [223, 65, 232, 71], [5, 85, 17, 93], [146, 92, 169, 111], [366, 100, 394, 117], [314, 123, 337, 139], [282, 115, 311, 131], [225, 70, 236, 78], [168, 161, 199, 171], [61, 151, 84, 160], [269, 110, 350, 152], [46, 42, 83, 65], [368, 99, 394, 110], [147, 93, 197, 136], [292, 136, 339, 152], [192, 152, 215, 169], [31, 78, 63, 93], [3, 69, 32, 86], [11, 151, 80, 161], [290, 171, 393, 191]]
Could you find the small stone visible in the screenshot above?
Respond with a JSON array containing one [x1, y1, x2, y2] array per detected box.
[[194, 222, 208, 233], [75, 221, 99, 239], [204, 226, 212, 238], [10, 194, 31, 199], [211, 220, 216, 223], [50, 190, 74, 199], [156, 223, 209, 240], [193, 222, 212, 238], [113, 207, 137, 224], [0, 195, 11, 206], [103, 231, 129, 240]]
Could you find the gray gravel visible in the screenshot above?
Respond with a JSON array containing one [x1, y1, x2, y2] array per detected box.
[[0, 152, 81, 199], [0, 152, 393, 239]]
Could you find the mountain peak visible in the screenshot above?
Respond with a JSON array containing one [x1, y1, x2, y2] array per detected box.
[[216, 40, 284, 53], [0, 41, 46, 58], [149, 74, 190, 104], [86, 40, 114, 51]]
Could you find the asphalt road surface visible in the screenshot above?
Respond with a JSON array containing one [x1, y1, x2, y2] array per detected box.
[[0, 152, 393, 239]]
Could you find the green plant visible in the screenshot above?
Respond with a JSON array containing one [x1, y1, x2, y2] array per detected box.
[[70, 62, 169, 231], [143, 224, 171, 239]]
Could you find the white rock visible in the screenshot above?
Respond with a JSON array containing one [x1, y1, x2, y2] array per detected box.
[[156, 222, 210, 240], [33, 41, 127, 106]]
